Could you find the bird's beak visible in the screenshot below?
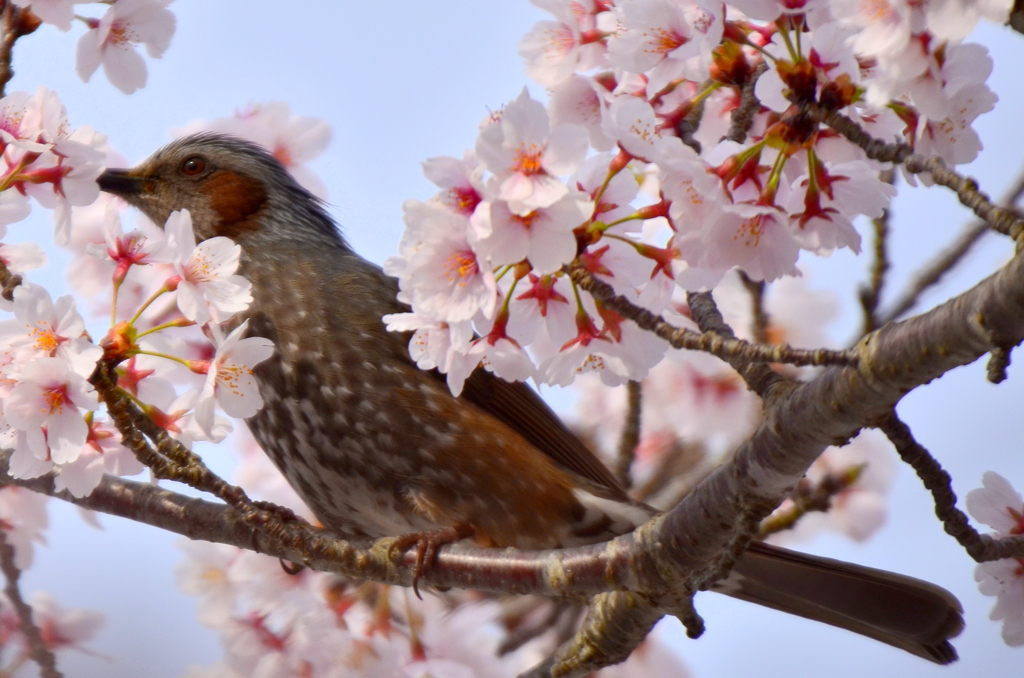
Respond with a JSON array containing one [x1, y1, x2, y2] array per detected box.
[[97, 168, 149, 196]]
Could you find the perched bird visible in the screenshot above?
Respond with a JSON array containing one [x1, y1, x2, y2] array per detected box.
[[97, 133, 963, 663]]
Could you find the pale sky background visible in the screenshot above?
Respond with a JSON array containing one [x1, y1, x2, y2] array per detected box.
[[5, 2, 1024, 677]]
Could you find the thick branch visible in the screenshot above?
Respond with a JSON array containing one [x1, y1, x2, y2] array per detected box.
[[6, 245, 1024, 602]]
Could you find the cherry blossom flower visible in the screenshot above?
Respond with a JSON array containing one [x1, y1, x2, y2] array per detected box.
[[0, 486, 49, 569], [175, 540, 241, 627], [422, 151, 486, 216], [76, 0, 177, 95], [85, 196, 171, 283], [967, 472, 1024, 646], [607, 0, 724, 95], [193, 320, 275, 437], [0, 88, 107, 245], [53, 416, 143, 498], [165, 209, 252, 325], [518, 0, 610, 86], [4, 356, 98, 466], [383, 312, 474, 375], [471, 193, 592, 275], [604, 96, 687, 164], [30, 592, 105, 653], [11, 0, 84, 30], [476, 88, 589, 215], [0, 282, 102, 379], [548, 75, 615, 152], [0, 191, 31, 230], [388, 205, 498, 323]]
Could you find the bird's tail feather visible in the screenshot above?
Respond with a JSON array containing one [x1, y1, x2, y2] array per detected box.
[[716, 541, 964, 664]]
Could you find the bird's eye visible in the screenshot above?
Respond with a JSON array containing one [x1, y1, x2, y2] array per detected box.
[[181, 156, 206, 176]]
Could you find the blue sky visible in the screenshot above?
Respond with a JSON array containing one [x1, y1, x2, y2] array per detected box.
[[6, 1, 1024, 676]]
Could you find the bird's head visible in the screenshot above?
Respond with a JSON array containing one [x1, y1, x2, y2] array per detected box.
[[97, 133, 336, 244]]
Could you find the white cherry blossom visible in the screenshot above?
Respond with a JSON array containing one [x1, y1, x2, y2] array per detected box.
[[4, 357, 98, 466], [165, 209, 252, 325], [193, 320, 275, 438], [476, 88, 589, 215], [968, 473, 1024, 646], [76, 0, 177, 95]]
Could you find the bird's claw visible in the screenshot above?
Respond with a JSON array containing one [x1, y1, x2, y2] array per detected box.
[[389, 525, 473, 599]]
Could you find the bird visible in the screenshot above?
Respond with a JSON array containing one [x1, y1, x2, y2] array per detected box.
[[97, 133, 964, 664]]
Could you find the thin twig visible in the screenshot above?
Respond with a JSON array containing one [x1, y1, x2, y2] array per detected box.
[[726, 62, 767, 144], [858, 171, 894, 334], [569, 263, 857, 370], [737, 271, 769, 344], [877, 412, 1024, 562], [685, 290, 783, 398], [758, 466, 864, 538], [0, 529, 62, 678], [0, 3, 39, 99], [879, 170, 1024, 326], [803, 103, 1024, 241], [615, 381, 642, 489]]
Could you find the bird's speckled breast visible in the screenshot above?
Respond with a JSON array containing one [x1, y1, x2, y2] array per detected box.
[[236, 240, 586, 547]]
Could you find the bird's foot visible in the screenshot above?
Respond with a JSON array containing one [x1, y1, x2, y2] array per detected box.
[[389, 524, 474, 599]]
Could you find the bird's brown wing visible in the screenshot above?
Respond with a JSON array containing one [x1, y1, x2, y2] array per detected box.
[[457, 367, 630, 502], [373, 266, 628, 502]]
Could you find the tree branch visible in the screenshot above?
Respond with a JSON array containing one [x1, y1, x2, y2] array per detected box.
[[803, 103, 1024, 241], [569, 263, 857, 369], [858, 172, 894, 334], [879, 169, 1024, 327], [876, 412, 1024, 562], [0, 528, 61, 678], [614, 381, 642, 489]]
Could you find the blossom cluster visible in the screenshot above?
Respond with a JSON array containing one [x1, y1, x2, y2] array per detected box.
[[0, 90, 280, 504], [386, 0, 1008, 393], [14, 0, 176, 94]]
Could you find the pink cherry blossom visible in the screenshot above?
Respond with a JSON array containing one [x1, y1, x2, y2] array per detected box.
[[10, 0, 85, 31], [30, 592, 105, 653], [76, 0, 177, 95], [607, 0, 723, 95], [383, 312, 473, 375], [53, 416, 143, 498], [967, 472, 1024, 646], [604, 96, 687, 164], [193, 320, 275, 438], [422, 151, 486, 216], [0, 88, 107, 245], [471, 193, 592, 275], [4, 357, 98, 465], [519, 0, 609, 86], [0, 282, 102, 379], [388, 205, 498, 323], [165, 210, 252, 325], [0, 486, 49, 570], [476, 88, 589, 215], [549, 75, 615, 152], [85, 197, 171, 283], [175, 539, 241, 627]]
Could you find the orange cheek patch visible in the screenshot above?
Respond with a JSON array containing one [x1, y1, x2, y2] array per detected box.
[[204, 170, 268, 239]]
